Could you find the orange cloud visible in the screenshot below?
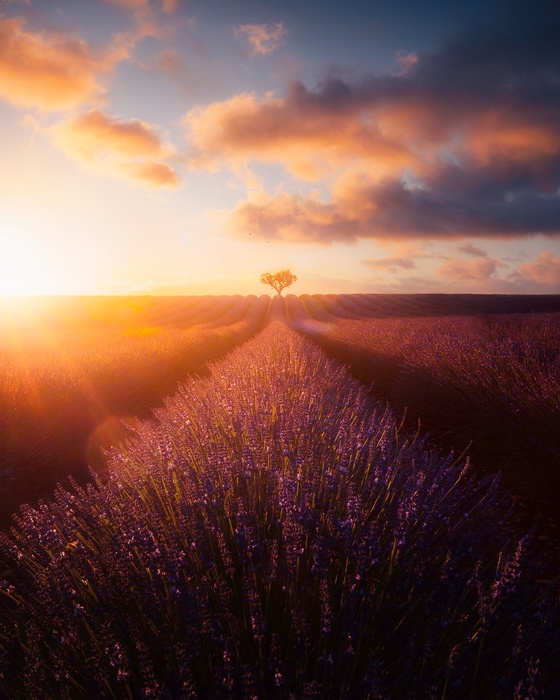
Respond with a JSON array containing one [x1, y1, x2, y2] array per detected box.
[[435, 258, 499, 281], [469, 113, 560, 159], [186, 76, 559, 191], [519, 251, 560, 286], [0, 17, 104, 111], [52, 108, 170, 160], [186, 90, 417, 180], [226, 167, 560, 244], [119, 160, 181, 187], [51, 109, 180, 188], [189, 5, 560, 244], [234, 22, 287, 56]]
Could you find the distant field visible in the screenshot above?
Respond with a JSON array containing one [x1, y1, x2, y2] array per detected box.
[[1, 294, 560, 697]]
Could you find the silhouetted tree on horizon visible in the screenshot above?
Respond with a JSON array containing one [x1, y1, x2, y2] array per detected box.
[[260, 270, 298, 295]]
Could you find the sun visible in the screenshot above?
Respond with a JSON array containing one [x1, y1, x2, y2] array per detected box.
[[0, 232, 51, 296]]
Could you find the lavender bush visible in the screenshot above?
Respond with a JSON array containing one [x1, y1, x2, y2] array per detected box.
[[1, 324, 558, 698], [0, 306, 264, 529], [306, 313, 560, 509]]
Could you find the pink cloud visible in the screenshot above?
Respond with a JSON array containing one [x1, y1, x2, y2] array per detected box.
[[153, 48, 186, 76], [519, 251, 560, 286], [161, 0, 180, 12], [186, 90, 417, 180], [104, 0, 181, 13], [228, 190, 343, 243], [362, 256, 417, 272], [435, 257, 499, 281], [104, 0, 149, 9], [234, 22, 287, 56], [457, 242, 488, 258]]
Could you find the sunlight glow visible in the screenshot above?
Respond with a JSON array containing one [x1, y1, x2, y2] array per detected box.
[[0, 232, 50, 295]]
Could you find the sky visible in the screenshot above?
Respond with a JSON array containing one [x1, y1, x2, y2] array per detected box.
[[0, 0, 559, 296]]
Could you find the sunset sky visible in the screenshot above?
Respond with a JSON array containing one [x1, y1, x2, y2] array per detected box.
[[1, 0, 559, 295]]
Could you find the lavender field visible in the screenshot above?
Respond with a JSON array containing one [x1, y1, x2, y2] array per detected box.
[[1, 295, 560, 698]]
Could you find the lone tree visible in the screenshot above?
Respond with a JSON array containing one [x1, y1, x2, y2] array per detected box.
[[260, 269, 298, 295]]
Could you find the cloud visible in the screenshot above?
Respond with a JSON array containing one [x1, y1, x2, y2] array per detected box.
[[104, 0, 181, 14], [234, 22, 287, 56], [0, 12, 155, 112], [161, 0, 180, 13], [435, 257, 499, 281], [0, 17, 105, 111], [519, 251, 560, 286], [226, 172, 560, 244], [139, 44, 188, 78], [119, 160, 181, 187], [457, 242, 488, 258], [188, 2, 560, 244], [185, 89, 417, 180], [52, 108, 170, 159], [51, 109, 180, 188], [153, 48, 186, 76], [227, 190, 342, 243], [362, 256, 417, 272], [104, 0, 149, 10], [394, 51, 418, 75]]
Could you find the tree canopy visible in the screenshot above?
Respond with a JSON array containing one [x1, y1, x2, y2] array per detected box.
[[260, 269, 297, 295]]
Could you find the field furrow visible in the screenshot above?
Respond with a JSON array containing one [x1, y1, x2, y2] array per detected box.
[[200, 294, 258, 328]]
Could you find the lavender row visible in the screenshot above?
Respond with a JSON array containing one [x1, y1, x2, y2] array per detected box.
[[302, 313, 560, 518], [1, 324, 558, 698], [0, 310, 266, 529]]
